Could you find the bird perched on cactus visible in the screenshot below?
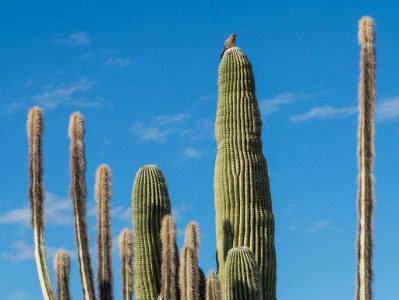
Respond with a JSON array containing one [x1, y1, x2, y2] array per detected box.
[[220, 33, 238, 58]]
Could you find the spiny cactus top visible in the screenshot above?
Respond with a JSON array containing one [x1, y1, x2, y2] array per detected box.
[[356, 16, 376, 300], [54, 250, 71, 300], [132, 165, 171, 300], [214, 47, 276, 299]]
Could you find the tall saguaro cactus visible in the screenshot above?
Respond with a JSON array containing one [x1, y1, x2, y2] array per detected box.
[[27, 107, 55, 300], [179, 246, 200, 300], [356, 16, 376, 300], [96, 164, 113, 300], [224, 247, 262, 300], [54, 250, 71, 300], [214, 47, 276, 299], [69, 112, 96, 300], [206, 271, 221, 300], [132, 165, 172, 300], [160, 215, 179, 300]]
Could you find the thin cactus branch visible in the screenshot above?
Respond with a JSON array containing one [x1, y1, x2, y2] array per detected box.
[[356, 16, 376, 300], [27, 107, 55, 300], [54, 250, 71, 300], [119, 228, 133, 300], [69, 112, 95, 300], [206, 271, 221, 300], [179, 246, 200, 300]]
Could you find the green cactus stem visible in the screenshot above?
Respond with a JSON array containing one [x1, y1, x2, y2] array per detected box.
[[160, 215, 179, 300], [119, 228, 133, 300], [206, 271, 221, 300], [224, 247, 262, 300], [69, 112, 95, 300], [132, 165, 171, 300], [96, 164, 113, 300], [27, 107, 55, 300], [214, 47, 276, 299], [54, 250, 71, 300], [356, 16, 376, 300], [179, 245, 200, 300]]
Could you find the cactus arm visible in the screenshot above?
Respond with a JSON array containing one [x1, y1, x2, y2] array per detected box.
[[54, 250, 71, 300], [119, 228, 133, 300], [96, 165, 113, 300], [27, 107, 55, 300], [160, 215, 179, 300], [215, 47, 276, 299], [224, 247, 262, 300], [132, 165, 171, 300], [179, 246, 200, 300], [69, 112, 96, 300], [356, 16, 376, 300], [205, 271, 221, 300]]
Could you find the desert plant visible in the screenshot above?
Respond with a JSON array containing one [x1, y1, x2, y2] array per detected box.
[[224, 247, 262, 300], [54, 250, 71, 300], [179, 245, 200, 300], [214, 47, 276, 299], [160, 215, 179, 300], [206, 271, 221, 300], [119, 228, 133, 300], [69, 112, 96, 300], [27, 107, 55, 300], [356, 16, 376, 300], [96, 164, 113, 300], [132, 165, 172, 300]]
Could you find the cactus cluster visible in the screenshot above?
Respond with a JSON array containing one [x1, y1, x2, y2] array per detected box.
[[27, 16, 376, 300]]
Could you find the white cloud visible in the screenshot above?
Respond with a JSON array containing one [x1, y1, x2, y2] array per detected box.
[[154, 113, 188, 125], [9, 291, 28, 300], [52, 32, 91, 45], [106, 58, 131, 67], [308, 221, 330, 233], [111, 206, 131, 222], [172, 203, 194, 223], [290, 105, 357, 122], [375, 97, 399, 122], [184, 147, 203, 158], [259, 92, 309, 116], [0, 192, 73, 227]]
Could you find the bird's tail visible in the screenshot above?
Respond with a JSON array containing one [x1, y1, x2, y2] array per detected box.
[[220, 49, 226, 59]]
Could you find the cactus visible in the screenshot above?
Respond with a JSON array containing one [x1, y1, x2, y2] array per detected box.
[[27, 107, 55, 300], [119, 228, 133, 300], [69, 112, 96, 300], [206, 271, 221, 300], [160, 215, 179, 300], [224, 247, 262, 300], [132, 165, 172, 300], [356, 16, 376, 300], [214, 47, 276, 299], [96, 164, 113, 300], [54, 250, 71, 300], [179, 245, 200, 300], [199, 268, 206, 300]]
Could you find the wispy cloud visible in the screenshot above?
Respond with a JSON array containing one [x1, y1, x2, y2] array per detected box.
[[184, 147, 203, 158], [9, 291, 28, 299], [259, 92, 309, 116], [51, 32, 91, 45], [0, 192, 72, 227], [289, 219, 330, 233], [375, 97, 399, 121], [172, 203, 194, 223], [308, 221, 330, 233], [111, 206, 131, 222], [1, 239, 76, 263], [105, 58, 131, 67], [2, 78, 102, 114], [290, 105, 357, 122]]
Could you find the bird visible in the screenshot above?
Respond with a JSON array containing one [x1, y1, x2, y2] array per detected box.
[[220, 33, 238, 58]]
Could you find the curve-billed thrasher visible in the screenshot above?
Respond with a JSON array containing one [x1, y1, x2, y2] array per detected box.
[[220, 33, 238, 58]]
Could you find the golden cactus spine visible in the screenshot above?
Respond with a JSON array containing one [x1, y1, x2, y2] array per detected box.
[[69, 112, 95, 300], [27, 107, 55, 300], [356, 16, 376, 300], [54, 250, 71, 300], [96, 164, 113, 300], [119, 228, 133, 300]]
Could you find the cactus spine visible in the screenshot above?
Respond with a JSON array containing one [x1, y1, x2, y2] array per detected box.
[[96, 164, 113, 300], [119, 228, 133, 300], [214, 47, 276, 299], [179, 246, 200, 300], [224, 247, 262, 300], [27, 107, 55, 300], [356, 16, 376, 300], [54, 250, 71, 300], [160, 215, 179, 300], [206, 271, 221, 300], [132, 165, 171, 300], [69, 112, 96, 300]]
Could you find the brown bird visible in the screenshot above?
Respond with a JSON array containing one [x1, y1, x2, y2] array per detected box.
[[220, 33, 238, 58]]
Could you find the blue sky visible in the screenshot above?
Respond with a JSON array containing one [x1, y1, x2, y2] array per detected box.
[[1, 1, 398, 299]]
